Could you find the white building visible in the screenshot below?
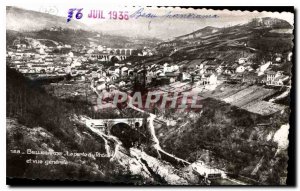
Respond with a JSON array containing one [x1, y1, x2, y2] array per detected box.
[[119, 81, 126, 87], [238, 58, 247, 64], [68, 51, 74, 57], [163, 63, 179, 73], [71, 59, 82, 67], [275, 57, 282, 62], [202, 73, 218, 85], [236, 65, 245, 73], [97, 45, 104, 52], [39, 48, 46, 55], [258, 61, 272, 76]]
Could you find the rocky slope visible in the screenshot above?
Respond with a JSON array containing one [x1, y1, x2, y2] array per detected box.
[[6, 67, 205, 185], [7, 116, 206, 185], [156, 97, 290, 185]]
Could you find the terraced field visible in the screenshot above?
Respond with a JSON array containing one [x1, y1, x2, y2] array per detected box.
[[244, 101, 286, 116], [200, 85, 287, 116], [223, 86, 259, 103], [235, 88, 275, 108]]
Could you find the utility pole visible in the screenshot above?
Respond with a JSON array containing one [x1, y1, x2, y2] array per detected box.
[[142, 62, 147, 93], [143, 64, 147, 88]]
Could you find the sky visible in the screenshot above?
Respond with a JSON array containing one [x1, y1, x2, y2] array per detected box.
[[15, 5, 294, 40]]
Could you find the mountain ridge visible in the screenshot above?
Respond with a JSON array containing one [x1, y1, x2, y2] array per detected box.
[[6, 6, 89, 31], [174, 17, 292, 41]]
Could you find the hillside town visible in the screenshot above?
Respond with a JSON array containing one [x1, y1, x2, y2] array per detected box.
[[7, 26, 292, 117], [7, 32, 292, 89], [6, 5, 294, 186]]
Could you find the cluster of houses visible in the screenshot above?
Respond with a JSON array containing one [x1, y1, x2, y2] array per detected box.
[[6, 37, 134, 79], [7, 35, 292, 94], [265, 71, 290, 86], [102, 52, 292, 89], [92, 57, 240, 89]]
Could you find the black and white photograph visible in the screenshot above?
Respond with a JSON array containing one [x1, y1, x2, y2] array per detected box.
[[5, 5, 295, 186]]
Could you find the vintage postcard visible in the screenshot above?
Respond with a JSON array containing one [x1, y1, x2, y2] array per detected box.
[[6, 6, 294, 185]]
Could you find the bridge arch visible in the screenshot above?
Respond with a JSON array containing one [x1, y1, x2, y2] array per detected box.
[[110, 122, 140, 148], [120, 49, 125, 55], [115, 49, 121, 55], [110, 55, 120, 62]]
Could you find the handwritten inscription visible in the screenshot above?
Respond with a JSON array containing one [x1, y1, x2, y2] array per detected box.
[[66, 8, 219, 23], [130, 8, 219, 19], [130, 8, 158, 19], [67, 8, 83, 22]]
